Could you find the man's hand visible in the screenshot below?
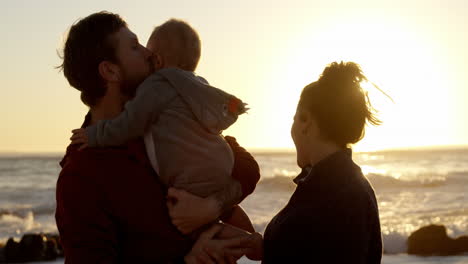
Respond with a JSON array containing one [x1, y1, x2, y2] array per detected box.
[[184, 224, 247, 264], [241, 232, 263, 261], [212, 224, 264, 261], [70, 128, 89, 150], [184, 224, 222, 264], [166, 188, 222, 235]]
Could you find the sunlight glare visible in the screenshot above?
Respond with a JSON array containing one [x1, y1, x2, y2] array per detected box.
[[274, 15, 454, 151]]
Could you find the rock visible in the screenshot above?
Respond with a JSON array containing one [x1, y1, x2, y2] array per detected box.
[[45, 234, 63, 257], [0, 246, 5, 263], [2, 233, 62, 263], [5, 238, 21, 262], [19, 234, 47, 261], [407, 224, 468, 256], [453, 236, 468, 254], [44, 240, 58, 260]]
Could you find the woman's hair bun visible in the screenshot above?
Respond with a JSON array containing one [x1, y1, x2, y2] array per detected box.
[[299, 61, 382, 147], [318, 61, 367, 89]]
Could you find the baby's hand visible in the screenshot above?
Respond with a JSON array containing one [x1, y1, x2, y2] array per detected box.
[[166, 188, 221, 235], [70, 128, 89, 150]]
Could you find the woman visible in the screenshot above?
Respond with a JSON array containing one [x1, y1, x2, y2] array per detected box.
[[170, 61, 383, 263]]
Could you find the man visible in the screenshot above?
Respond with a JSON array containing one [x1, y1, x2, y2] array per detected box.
[[56, 11, 259, 263]]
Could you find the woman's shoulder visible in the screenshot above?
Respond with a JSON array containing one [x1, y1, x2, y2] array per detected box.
[[328, 151, 376, 196], [336, 165, 380, 217], [299, 151, 362, 189]]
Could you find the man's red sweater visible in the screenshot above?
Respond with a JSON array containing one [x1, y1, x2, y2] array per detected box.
[[55, 131, 259, 263]]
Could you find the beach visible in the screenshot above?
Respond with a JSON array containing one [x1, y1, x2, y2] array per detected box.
[[1, 148, 468, 263], [27, 255, 468, 264]]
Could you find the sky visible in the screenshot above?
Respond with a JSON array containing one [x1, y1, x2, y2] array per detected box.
[[1, 0, 467, 153]]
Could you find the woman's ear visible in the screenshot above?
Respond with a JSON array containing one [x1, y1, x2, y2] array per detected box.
[[297, 110, 311, 135], [98, 61, 120, 82], [307, 114, 320, 138], [299, 111, 319, 136]]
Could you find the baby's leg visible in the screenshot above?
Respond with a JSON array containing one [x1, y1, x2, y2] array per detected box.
[[220, 205, 255, 233]]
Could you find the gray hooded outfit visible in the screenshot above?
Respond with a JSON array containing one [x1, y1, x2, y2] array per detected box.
[[86, 68, 246, 199]]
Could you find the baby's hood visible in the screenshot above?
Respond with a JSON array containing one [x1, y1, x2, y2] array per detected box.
[[156, 68, 247, 134]]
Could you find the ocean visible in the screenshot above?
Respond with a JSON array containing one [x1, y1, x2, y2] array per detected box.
[[1, 148, 467, 263]]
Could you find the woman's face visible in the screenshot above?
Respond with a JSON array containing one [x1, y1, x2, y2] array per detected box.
[[291, 107, 310, 168], [291, 103, 322, 168]]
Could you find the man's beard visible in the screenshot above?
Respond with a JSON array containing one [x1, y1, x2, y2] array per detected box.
[[119, 75, 141, 99], [119, 61, 154, 99]]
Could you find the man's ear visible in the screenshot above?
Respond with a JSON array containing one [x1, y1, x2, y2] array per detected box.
[[98, 61, 120, 82]]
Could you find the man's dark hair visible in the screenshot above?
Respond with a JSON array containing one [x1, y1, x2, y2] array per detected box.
[[59, 11, 127, 107]]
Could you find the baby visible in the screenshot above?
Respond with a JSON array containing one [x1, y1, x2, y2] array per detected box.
[[72, 19, 254, 233]]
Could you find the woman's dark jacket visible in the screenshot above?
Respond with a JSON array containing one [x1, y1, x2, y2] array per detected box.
[[263, 149, 382, 264]]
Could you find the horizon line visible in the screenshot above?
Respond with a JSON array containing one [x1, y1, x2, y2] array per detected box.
[[1, 143, 467, 156]]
